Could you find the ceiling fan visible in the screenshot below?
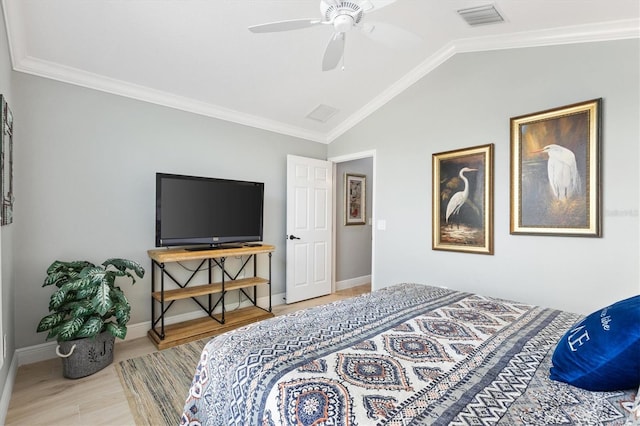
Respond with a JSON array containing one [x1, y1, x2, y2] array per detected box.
[[248, 0, 420, 71]]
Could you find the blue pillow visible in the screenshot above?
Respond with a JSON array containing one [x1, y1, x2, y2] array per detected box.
[[550, 294, 640, 391]]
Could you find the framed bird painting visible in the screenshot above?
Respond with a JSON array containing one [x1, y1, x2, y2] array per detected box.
[[432, 143, 494, 254], [510, 99, 602, 237]]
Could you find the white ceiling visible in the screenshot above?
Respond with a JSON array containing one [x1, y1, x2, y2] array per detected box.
[[2, 0, 639, 143]]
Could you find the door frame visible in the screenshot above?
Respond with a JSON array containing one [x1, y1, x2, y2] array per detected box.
[[328, 150, 377, 291]]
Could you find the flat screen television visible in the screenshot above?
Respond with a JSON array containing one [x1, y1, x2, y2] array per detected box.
[[155, 173, 264, 248]]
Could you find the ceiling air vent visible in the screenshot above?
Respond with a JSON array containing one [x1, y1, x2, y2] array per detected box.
[[306, 104, 339, 123], [457, 4, 504, 27]]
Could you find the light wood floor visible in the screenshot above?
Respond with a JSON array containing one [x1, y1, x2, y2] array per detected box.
[[5, 284, 370, 425]]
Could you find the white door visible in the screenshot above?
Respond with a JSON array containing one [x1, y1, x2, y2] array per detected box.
[[286, 155, 332, 303]]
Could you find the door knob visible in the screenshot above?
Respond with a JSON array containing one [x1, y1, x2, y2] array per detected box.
[[288, 235, 300, 240]]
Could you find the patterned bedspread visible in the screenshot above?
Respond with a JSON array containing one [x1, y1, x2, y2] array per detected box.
[[180, 283, 638, 425]]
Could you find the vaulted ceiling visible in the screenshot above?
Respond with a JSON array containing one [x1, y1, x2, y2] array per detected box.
[[3, 0, 638, 143]]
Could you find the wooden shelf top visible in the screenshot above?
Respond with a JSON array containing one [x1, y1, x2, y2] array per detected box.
[[152, 277, 269, 302], [148, 244, 275, 263]]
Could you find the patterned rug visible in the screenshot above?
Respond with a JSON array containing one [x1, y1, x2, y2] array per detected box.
[[116, 339, 208, 425]]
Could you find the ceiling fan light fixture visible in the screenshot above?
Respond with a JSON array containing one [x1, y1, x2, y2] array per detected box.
[[322, 1, 364, 24], [457, 4, 505, 27], [334, 14, 355, 32], [306, 104, 339, 123]]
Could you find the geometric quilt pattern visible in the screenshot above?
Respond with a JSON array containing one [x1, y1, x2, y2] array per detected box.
[[277, 378, 353, 426], [416, 318, 479, 341], [362, 394, 398, 420], [444, 308, 499, 326], [336, 353, 412, 391], [180, 283, 636, 426], [383, 334, 453, 362]]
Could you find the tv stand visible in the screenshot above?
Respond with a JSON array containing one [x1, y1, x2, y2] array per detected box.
[[147, 244, 275, 349], [184, 243, 244, 251]]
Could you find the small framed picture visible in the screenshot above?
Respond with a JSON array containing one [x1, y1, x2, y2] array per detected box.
[[510, 99, 602, 236], [345, 173, 366, 225], [432, 144, 494, 254]]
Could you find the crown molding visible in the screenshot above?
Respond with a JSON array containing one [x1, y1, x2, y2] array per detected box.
[[453, 18, 640, 53], [2, 0, 25, 65], [2, 0, 327, 143], [12, 55, 328, 143], [3, 0, 638, 146], [326, 18, 640, 143]]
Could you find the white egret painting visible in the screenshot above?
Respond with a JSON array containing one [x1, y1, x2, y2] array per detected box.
[[510, 99, 601, 237], [432, 144, 493, 254]]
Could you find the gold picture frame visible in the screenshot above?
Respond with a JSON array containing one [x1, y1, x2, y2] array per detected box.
[[432, 144, 494, 254], [345, 173, 366, 225], [510, 99, 602, 236]]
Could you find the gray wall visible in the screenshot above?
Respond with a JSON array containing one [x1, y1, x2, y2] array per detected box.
[[1, 13, 638, 407], [335, 158, 372, 282], [329, 39, 640, 315], [9, 72, 326, 349], [0, 4, 16, 405]]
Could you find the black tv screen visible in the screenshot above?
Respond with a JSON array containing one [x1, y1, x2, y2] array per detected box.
[[156, 173, 264, 247]]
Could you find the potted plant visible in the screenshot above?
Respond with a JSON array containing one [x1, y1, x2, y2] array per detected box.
[[36, 258, 145, 378]]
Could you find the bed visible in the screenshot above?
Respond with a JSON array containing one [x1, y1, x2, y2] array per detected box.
[[180, 283, 639, 425]]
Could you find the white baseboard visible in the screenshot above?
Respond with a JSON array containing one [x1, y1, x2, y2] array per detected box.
[[16, 292, 287, 366], [0, 286, 333, 421], [0, 353, 18, 425], [4, 290, 286, 423], [336, 275, 371, 291], [15, 341, 58, 366]]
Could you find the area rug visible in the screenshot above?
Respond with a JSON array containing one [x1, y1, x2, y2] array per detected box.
[[116, 339, 208, 425]]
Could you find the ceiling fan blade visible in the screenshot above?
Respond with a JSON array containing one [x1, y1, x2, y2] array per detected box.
[[322, 32, 345, 71], [362, 0, 397, 13], [248, 19, 322, 33], [360, 22, 421, 49]]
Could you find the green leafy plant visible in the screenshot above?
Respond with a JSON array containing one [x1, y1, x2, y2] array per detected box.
[[36, 258, 145, 341]]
